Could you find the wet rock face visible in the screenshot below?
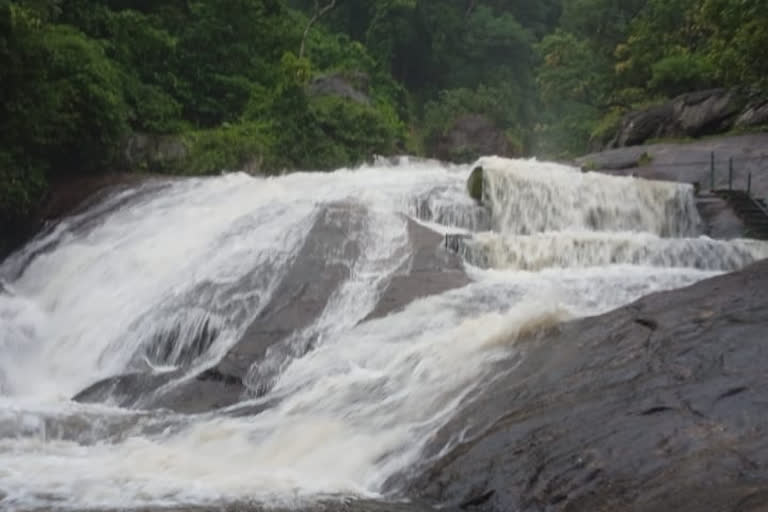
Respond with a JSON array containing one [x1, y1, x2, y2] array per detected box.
[[409, 259, 768, 512], [365, 219, 469, 321], [606, 88, 757, 149], [73, 207, 469, 414], [696, 195, 746, 239]]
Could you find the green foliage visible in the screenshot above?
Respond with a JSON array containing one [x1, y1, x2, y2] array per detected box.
[[423, 85, 528, 152], [589, 108, 624, 147], [307, 95, 404, 168], [4, 0, 768, 248], [648, 54, 717, 96], [0, 152, 46, 217], [536, 0, 768, 157], [183, 122, 275, 175], [1, 3, 129, 174]]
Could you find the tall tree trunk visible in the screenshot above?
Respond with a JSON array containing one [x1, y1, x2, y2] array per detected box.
[[299, 0, 337, 60]]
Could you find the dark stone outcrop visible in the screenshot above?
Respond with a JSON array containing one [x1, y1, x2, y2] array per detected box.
[[695, 194, 746, 239], [122, 133, 188, 170], [55, 499, 445, 512], [407, 259, 768, 512], [736, 99, 768, 129], [214, 202, 367, 384], [74, 202, 367, 412], [365, 219, 469, 321], [308, 72, 371, 105], [612, 103, 676, 148], [73, 207, 469, 413], [606, 88, 756, 149], [430, 115, 515, 163], [467, 166, 484, 202]]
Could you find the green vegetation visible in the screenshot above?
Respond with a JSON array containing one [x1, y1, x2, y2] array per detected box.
[[536, 0, 768, 157], [1, 0, 767, 250]]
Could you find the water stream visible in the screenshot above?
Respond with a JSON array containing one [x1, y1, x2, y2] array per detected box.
[[0, 157, 765, 510]]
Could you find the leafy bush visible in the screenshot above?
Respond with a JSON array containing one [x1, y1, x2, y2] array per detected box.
[[183, 122, 276, 175], [648, 53, 717, 97]]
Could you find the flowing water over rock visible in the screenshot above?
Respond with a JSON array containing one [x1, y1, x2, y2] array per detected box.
[[0, 157, 766, 511]]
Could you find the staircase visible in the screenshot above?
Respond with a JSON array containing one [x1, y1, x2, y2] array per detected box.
[[715, 190, 768, 240]]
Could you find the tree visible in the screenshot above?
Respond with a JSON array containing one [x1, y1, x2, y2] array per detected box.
[[299, 0, 336, 59]]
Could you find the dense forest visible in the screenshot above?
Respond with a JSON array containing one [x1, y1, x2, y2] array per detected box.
[[1, 0, 767, 249]]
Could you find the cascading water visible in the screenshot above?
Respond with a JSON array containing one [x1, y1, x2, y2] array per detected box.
[[0, 157, 766, 511]]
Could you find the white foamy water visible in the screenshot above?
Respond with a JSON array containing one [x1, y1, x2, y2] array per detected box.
[[0, 157, 765, 510], [461, 231, 768, 272]]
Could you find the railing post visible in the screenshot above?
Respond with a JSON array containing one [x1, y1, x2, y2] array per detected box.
[[748, 172, 752, 196], [728, 157, 734, 191], [710, 151, 715, 191]]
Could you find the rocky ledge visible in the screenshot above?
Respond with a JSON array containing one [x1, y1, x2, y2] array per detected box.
[[404, 258, 768, 512], [597, 88, 768, 151], [59, 259, 768, 512], [75, 207, 469, 413]]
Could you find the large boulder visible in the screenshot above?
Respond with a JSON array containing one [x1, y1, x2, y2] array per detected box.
[[612, 104, 675, 148], [736, 99, 768, 129], [674, 88, 744, 136], [467, 166, 484, 202], [607, 88, 754, 149], [431, 114, 515, 163], [307, 72, 371, 105], [408, 259, 768, 512], [122, 133, 188, 171]]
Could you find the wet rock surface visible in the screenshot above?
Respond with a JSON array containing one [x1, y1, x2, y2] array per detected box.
[[408, 259, 768, 512], [73, 209, 469, 413], [366, 219, 470, 320], [29, 499, 445, 512], [696, 194, 747, 239], [0, 173, 159, 263], [604, 88, 762, 150], [215, 202, 367, 382], [576, 133, 768, 239]]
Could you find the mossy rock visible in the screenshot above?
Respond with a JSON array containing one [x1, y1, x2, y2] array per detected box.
[[467, 166, 484, 202]]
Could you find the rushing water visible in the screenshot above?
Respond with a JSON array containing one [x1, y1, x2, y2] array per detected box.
[[0, 157, 766, 510]]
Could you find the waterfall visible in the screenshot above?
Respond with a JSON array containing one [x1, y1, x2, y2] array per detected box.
[[0, 157, 765, 510]]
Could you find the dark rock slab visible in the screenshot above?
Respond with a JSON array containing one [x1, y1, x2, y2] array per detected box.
[[613, 104, 675, 148], [73, 208, 469, 414], [577, 133, 768, 203], [675, 88, 743, 136], [24, 499, 447, 512], [366, 219, 470, 321], [407, 259, 768, 512], [736, 99, 768, 129], [605, 88, 749, 150], [73, 371, 181, 408], [214, 202, 366, 382], [74, 202, 366, 413], [696, 194, 746, 239]]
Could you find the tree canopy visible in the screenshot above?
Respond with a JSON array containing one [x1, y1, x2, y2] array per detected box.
[[2, 0, 768, 248]]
